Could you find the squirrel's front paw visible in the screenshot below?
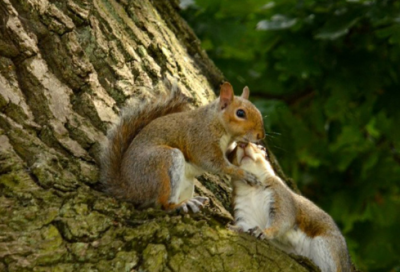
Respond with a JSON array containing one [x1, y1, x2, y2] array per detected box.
[[243, 171, 261, 186], [227, 224, 244, 233], [248, 226, 267, 240], [178, 196, 209, 213]]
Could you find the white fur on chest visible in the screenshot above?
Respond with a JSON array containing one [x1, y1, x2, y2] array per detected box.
[[234, 156, 277, 231], [219, 134, 232, 154], [233, 182, 274, 231]]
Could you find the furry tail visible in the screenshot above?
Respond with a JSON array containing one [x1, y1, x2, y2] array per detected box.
[[100, 84, 192, 193]]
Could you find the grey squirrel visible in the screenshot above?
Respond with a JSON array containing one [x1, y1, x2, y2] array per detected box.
[[100, 82, 265, 212], [229, 142, 352, 272]]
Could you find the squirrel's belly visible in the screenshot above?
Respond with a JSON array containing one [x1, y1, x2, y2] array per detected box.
[[175, 162, 204, 202], [233, 185, 274, 231], [185, 162, 204, 178]]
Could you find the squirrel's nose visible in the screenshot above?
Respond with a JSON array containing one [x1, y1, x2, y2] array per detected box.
[[238, 142, 248, 148]]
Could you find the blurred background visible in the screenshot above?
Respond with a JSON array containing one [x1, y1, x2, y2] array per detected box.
[[180, 0, 400, 271]]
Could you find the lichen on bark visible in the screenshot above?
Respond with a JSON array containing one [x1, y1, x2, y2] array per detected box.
[[0, 0, 318, 271]]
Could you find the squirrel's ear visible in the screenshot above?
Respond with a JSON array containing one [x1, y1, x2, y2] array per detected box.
[[241, 86, 250, 100], [219, 82, 234, 110]]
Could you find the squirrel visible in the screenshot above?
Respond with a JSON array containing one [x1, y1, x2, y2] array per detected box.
[[228, 142, 352, 272], [100, 81, 265, 213]]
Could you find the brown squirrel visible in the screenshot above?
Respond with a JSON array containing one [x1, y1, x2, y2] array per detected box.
[[229, 142, 352, 272], [100, 82, 265, 212]]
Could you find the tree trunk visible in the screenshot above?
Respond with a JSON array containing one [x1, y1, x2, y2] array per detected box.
[[0, 0, 316, 271]]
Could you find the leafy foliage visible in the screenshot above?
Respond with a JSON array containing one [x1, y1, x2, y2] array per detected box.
[[181, 0, 400, 271]]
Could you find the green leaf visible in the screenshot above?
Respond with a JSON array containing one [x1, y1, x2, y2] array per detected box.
[[375, 24, 400, 44], [257, 15, 297, 31], [314, 10, 361, 40]]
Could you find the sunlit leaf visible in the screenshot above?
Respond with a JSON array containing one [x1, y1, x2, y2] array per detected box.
[[257, 15, 297, 30], [314, 10, 361, 40]]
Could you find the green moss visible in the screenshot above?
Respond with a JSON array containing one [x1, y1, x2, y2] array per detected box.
[[30, 153, 79, 191], [92, 194, 134, 219], [0, 171, 37, 195], [2, 104, 30, 132], [40, 224, 62, 246], [77, 263, 99, 272], [168, 252, 185, 272], [32, 263, 77, 272], [169, 237, 184, 253], [68, 227, 125, 262], [173, 221, 198, 237], [77, 161, 99, 185], [137, 45, 147, 57], [74, 203, 89, 215], [61, 210, 112, 240], [33, 225, 66, 265], [0, 192, 60, 233], [123, 221, 161, 243], [142, 244, 168, 272], [102, 251, 138, 272], [69, 242, 89, 262]]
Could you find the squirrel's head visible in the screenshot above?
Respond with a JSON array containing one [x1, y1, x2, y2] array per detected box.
[[229, 142, 273, 179], [218, 82, 265, 143]]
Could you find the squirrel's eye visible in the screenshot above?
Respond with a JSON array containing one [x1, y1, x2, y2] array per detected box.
[[236, 109, 246, 118]]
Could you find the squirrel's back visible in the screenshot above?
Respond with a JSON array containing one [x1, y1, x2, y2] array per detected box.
[[100, 86, 192, 198]]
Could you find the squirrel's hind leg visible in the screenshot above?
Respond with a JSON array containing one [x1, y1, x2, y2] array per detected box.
[[157, 148, 208, 213]]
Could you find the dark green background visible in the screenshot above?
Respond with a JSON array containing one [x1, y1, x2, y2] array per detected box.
[[181, 0, 400, 271]]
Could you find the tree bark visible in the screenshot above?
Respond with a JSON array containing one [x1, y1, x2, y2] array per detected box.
[[0, 0, 317, 271]]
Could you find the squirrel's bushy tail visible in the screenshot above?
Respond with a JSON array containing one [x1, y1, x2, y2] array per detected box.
[[100, 85, 192, 194]]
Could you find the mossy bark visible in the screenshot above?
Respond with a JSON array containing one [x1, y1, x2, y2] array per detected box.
[[0, 0, 317, 271]]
